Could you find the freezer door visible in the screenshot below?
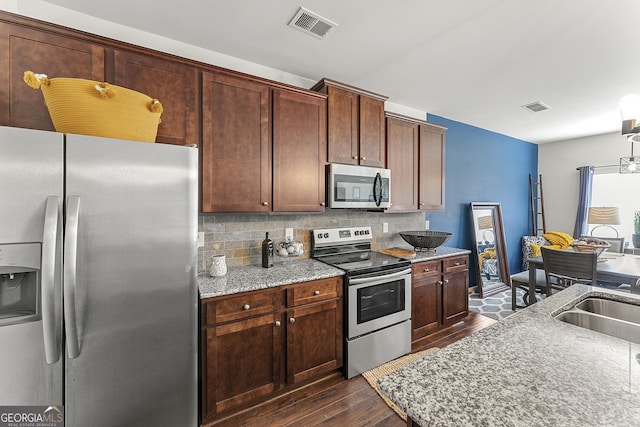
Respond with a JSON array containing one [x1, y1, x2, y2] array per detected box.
[[0, 126, 63, 405], [64, 135, 198, 427]]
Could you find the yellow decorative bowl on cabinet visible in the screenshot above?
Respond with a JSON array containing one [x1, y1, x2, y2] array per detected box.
[[24, 71, 163, 143]]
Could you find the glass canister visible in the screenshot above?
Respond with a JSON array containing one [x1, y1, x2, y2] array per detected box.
[[209, 254, 227, 277]]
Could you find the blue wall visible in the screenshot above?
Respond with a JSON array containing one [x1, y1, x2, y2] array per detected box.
[[426, 114, 537, 287]]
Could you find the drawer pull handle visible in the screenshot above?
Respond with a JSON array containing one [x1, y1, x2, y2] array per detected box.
[[455, 262, 460, 266], [243, 304, 250, 310], [314, 290, 320, 295], [289, 317, 296, 323], [262, 202, 269, 206], [275, 321, 281, 327], [423, 268, 430, 272]]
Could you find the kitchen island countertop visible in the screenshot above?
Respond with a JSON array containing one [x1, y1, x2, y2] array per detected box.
[[198, 258, 344, 299], [377, 284, 640, 426]]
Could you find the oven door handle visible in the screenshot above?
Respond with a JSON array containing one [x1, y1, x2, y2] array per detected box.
[[349, 268, 412, 285]]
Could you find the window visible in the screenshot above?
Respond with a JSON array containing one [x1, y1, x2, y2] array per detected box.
[[591, 172, 640, 246]]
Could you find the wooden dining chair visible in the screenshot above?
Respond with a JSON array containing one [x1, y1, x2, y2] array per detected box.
[[540, 247, 597, 294]]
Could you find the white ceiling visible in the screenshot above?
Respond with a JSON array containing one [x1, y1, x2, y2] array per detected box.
[[39, 0, 640, 143]]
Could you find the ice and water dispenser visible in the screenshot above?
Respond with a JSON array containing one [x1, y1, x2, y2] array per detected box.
[[0, 243, 41, 325]]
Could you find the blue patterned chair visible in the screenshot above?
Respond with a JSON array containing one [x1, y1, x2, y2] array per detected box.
[[510, 235, 552, 310]]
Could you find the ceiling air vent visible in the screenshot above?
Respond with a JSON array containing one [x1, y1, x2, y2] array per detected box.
[[287, 7, 338, 40], [521, 101, 551, 113]]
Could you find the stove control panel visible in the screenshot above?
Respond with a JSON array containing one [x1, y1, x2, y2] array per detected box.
[[312, 226, 372, 245]]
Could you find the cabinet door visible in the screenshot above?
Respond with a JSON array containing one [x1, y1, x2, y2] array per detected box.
[[412, 277, 443, 341], [442, 269, 469, 326], [286, 299, 342, 384], [201, 71, 270, 212], [272, 89, 327, 212], [0, 22, 104, 131], [386, 117, 418, 211], [205, 313, 283, 417], [113, 50, 198, 146], [419, 124, 446, 210], [359, 95, 385, 167], [326, 86, 358, 165], [411, 261, 442, 341]]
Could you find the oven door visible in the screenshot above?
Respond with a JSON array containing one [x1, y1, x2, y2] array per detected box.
[[327, 164, 390, 209], [347, 267, 411, 339]]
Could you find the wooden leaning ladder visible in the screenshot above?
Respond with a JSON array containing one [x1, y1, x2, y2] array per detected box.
[[530, 174, 546, 236]]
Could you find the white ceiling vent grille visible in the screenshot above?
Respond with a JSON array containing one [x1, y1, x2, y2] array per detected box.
[[288, 7, 338, 40], [521, 101, 551, 113]]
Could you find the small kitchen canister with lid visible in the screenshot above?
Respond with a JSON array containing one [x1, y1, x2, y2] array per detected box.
[[209, 255, 227, 277]]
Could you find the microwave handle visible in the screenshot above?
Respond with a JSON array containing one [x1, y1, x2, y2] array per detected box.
[[373, 172, 382, 207]]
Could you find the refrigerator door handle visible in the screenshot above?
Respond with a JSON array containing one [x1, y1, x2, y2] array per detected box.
[[64, 195, 81, 359], [42, 195, 60, 365]]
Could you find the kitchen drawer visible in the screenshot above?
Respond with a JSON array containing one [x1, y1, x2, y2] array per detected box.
[[207, 291, 281, 325], [286, 276, 341, 307], [412, 260, 441, 280], [443, 256, 468, 274]]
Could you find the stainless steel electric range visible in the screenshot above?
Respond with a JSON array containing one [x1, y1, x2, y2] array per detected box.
[[312, 226, 412, 379]]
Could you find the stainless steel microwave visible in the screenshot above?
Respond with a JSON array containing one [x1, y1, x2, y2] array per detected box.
[[327, 164, 391, 209]]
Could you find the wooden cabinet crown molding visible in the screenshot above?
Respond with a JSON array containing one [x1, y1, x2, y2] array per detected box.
[[310, 77, 388, 101], [384, 111, 448, 132]]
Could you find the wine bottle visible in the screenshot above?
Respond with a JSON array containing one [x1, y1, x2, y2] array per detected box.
[[261, 232, 274, 268]]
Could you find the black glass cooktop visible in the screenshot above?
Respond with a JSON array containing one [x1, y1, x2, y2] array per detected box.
[[316, 250, 410, 276]]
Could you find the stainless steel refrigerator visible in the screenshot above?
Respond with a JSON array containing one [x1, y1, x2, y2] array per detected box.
[[0, 126, 198, 426]]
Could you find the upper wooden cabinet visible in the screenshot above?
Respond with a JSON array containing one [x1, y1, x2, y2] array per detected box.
[[0, 15, 199, 146], [419, 123, 446, 210], [113, 50, 199, 146], [386, 115, 419, 211], [385, 112, 446, 212], [311, 78, 387, 167], [201, 71, 270, 213], [201, 69, 327, 213], [272, 89, 327, 212], [0, 21, 105, 131]]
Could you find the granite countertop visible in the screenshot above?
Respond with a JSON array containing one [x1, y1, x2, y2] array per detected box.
[[198, 258, 344, 299], [377, 284, 640, 426], [408, 246, 471, 263]]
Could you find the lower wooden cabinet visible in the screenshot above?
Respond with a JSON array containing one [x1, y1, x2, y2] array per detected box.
[[205, 313, 283, 415], [286, 299, 342, 384], [201, 276, 343, 422], [442, 256, 470, 326], [411, 255, 469, 345]]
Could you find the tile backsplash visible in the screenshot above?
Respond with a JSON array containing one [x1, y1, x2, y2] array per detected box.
[[198, 210, 426, 271]]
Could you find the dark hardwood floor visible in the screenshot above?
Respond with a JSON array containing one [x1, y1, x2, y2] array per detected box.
[[203, 312, 496, 427]]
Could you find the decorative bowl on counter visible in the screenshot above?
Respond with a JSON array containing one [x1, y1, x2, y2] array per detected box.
[[399, 230, 453, 252], [570, 238, 610, 257], [276, 240, 304, 257]]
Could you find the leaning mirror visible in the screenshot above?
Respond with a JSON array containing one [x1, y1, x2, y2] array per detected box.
[[470, 202, 511, 298]]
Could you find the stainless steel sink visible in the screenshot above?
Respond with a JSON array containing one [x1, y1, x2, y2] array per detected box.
[[574, 298, 640, 325], [555, 311, 640, 344], [554, 296, 640, 345]]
